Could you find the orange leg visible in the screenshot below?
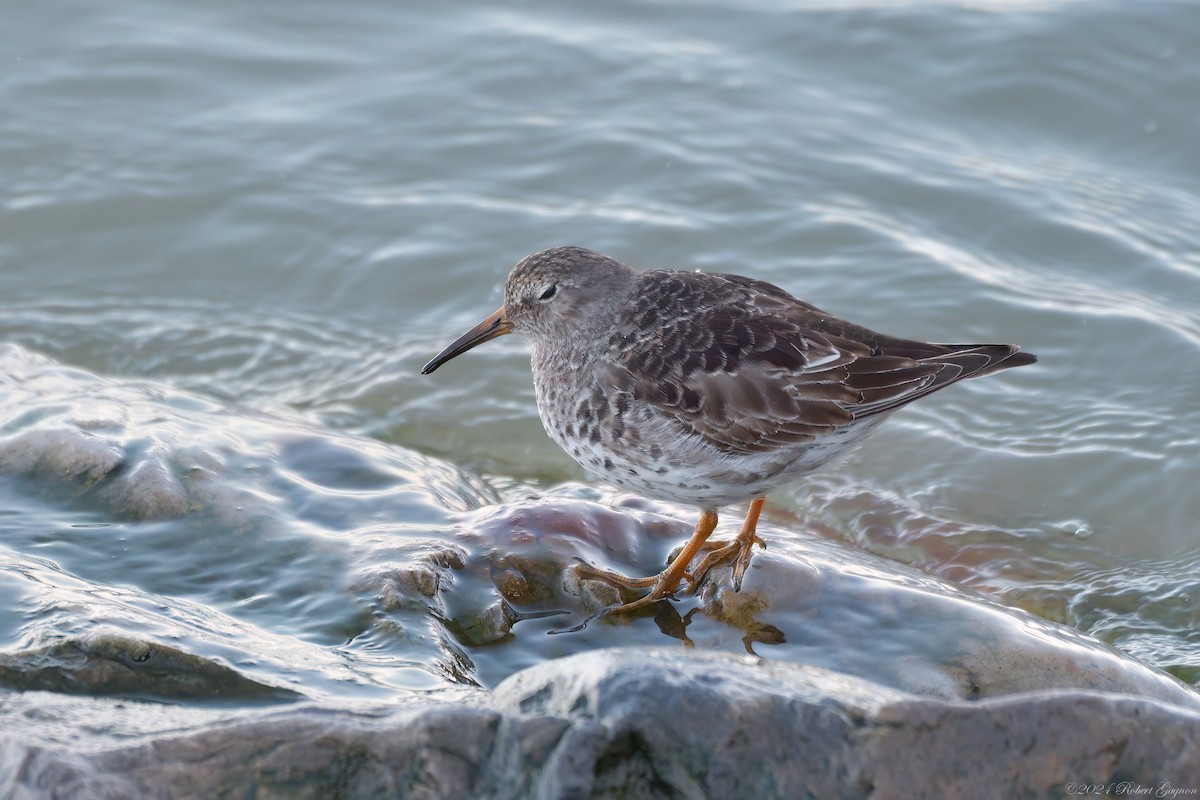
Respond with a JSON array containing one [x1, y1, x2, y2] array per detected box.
[[685, 497, 766, 593], [571, 510, 720, 616], [570, 562, 659, 590], [606, 509, 720, 614]]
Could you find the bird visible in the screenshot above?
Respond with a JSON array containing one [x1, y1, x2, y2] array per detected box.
[[422, 246, 1035, 621]]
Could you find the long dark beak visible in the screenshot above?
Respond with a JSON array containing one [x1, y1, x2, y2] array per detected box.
[[421, 307, 512, 374]]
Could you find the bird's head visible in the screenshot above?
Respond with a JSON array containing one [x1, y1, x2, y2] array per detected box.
[[421, 246, 635, 374]]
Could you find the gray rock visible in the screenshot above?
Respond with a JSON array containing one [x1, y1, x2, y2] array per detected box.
[[455, 498, 1200, 711], [3, 649, 1198, 800], [0, 633, 300, 702]]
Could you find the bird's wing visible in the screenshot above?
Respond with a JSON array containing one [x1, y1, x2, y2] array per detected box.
[[601, 271, 1003, 456]]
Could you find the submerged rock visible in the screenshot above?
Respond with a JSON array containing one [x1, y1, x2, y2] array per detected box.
[[0, 633, 299, 702], [446, 498, 1200, 711], [0, 343, 493, 525]]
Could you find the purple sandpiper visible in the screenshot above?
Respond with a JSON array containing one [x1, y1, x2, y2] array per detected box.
[[422, 247, 1035, 619]]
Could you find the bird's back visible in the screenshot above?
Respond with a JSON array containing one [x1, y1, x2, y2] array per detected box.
[[603, 268, 1035, 450]]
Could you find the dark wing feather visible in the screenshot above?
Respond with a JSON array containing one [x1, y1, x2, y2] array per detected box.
[[603, 270, 1035, 456]]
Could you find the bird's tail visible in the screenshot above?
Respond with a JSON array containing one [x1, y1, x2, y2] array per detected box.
[[928, 343, 1037, 380]]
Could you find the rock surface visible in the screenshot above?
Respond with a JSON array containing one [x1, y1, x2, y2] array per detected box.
[[3, 650, 1198, 800]]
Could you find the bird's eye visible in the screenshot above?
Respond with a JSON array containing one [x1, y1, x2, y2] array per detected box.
[[538, 284, 558, 301]]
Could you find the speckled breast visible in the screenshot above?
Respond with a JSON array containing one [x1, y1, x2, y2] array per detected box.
[[530, 346, 883, 508]]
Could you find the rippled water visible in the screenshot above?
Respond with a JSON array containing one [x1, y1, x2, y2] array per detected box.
[[2, 0, 1198, 706]]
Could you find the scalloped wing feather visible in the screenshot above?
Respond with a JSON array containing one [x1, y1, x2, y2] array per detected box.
[[603, 270, 1029, 456]]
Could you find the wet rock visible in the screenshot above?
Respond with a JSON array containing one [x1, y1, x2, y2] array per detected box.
[[491, 553, 561, 606], [498, 650, 1200, 799], [450, 498, 1200, 711], [352, 545, 468, 612], [0, 342, 495, 689], [3, 650, 1198, 800], [866, 691, 1200, 798], [561, 563, 627, 612], [88, 447, 194, 521], [0, 343, 490, 524], [694, 543, 1200, 708], [0, 633, 300, 702]]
